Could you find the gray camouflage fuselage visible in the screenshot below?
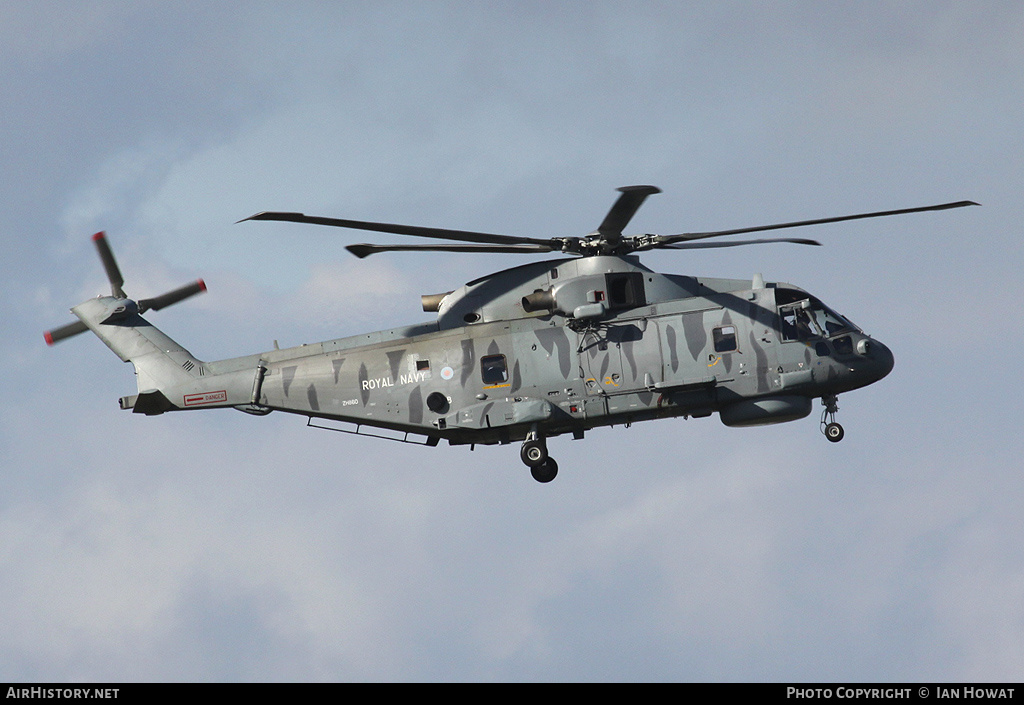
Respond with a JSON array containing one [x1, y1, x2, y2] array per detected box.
[[76, 255, 894, 449]]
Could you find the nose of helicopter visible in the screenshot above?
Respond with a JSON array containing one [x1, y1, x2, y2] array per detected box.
[[865, 338, 895, 382], [835, 337, 894, 393]]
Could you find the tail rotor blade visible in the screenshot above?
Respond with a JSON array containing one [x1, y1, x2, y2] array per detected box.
[[92, 232, 126, 298], [44, 320, 89, 346], [138, 279, 207, 313]]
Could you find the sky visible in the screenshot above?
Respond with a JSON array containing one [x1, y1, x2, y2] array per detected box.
[[2, 1, 1023, 682]]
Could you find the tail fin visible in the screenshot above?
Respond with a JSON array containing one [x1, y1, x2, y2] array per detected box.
[[72, 296, 207, 414], [74, 295, 202, 378]]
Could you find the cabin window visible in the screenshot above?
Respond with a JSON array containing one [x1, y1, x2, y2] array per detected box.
[[416, 359, 430, 371], [713, 325, 737, 353], [480, 354, 509, 385]]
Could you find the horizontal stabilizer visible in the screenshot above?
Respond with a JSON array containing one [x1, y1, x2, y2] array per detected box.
[[123, 389, 175, 415], [130, 387, 174, 416]]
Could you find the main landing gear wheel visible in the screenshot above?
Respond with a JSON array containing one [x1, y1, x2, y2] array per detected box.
[[820, 394, 845, 443], [521, 438, 548, 467], [531, 458, 558, 483], [522, 427, 558, 482]]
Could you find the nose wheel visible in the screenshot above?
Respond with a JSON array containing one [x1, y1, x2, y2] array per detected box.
[[521, 428, 558, 482], [820, 394, 844, 442]]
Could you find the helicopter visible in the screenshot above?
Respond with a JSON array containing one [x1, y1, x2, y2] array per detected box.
[[45, 186, 976, 482]]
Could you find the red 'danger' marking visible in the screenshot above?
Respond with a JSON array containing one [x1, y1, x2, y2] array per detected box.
[[184, 390, 227, 406]]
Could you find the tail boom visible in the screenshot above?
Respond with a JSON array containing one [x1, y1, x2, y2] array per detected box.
[[72, 296, 260, 415]]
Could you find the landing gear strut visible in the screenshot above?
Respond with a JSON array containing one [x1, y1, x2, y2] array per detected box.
[[521, 427, 558, 482], [820, 394, 844, 442]]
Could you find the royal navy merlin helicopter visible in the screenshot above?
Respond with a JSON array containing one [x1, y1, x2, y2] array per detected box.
[[45, 186, 976, 482]]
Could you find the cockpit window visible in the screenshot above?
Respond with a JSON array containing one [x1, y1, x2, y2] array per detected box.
[[832, 336, 854, 355], [812, 305, 854, 337], [781, 307, 815, 341], [780, 297, 856, 341]]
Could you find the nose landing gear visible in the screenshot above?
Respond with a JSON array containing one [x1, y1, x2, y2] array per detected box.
[[521, 427, 558, 482], [820, 394, 844, 442]]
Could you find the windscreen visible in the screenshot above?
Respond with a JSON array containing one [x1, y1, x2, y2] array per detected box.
[[776, 289, 858, 341]]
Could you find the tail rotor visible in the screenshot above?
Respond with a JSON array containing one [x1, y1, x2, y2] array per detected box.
[[44, 232, 206, 345]]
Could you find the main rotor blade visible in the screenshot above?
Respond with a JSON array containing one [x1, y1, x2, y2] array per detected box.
[[657, 237, 822, 250], [657, 200, 980, 245], [137, 279, 207, 313], [92, 231, 125, 297], [346, 243, 557, 259], [595, 185, 661, 244], [241, 211, 553, 248], [44, 320, 89, 346]]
